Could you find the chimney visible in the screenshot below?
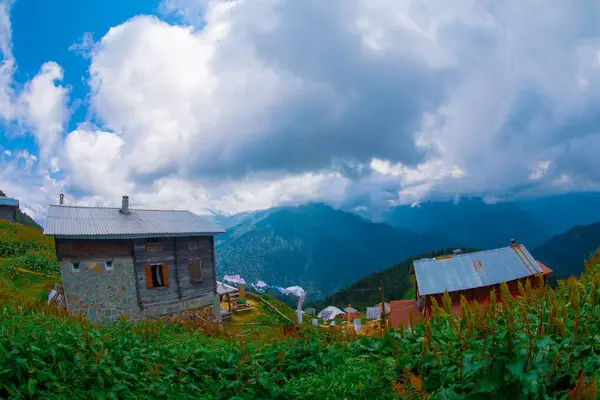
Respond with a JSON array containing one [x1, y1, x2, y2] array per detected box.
[[120, 196, 130, 215], [59, 193, 64, 205], [510, 238, 516, 247]]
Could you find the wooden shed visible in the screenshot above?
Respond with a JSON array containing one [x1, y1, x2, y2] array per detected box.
[[44, 195, 225, 323], [410, 241, 552, 319], [0, 196, 19, 223]]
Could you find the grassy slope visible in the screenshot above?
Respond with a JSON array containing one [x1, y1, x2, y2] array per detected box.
[[3, 252, 600, 398], [0, 220, 60, 276]]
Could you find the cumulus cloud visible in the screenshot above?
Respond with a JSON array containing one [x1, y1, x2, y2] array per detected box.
[[0, 1, 70, 161], [68, 0, 600, 213], [64, 127, 132, 196], [19, 62, 70, 159], [0, 0, 15, 122], [0, 149, 65, 221], [8, 0, 600, 218]]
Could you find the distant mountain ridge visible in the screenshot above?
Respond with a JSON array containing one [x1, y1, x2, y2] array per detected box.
[[381, 197, 559, 250], [215, 203, 455, 299], [532, 221, 600, 280]]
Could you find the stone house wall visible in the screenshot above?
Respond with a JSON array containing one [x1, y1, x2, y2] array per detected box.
[[61, 257, 139, 323], [60, 256, 220, 324], [57, 237, 221, 324]]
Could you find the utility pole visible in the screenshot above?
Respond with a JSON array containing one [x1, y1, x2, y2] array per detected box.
[[347, 303, 351, 334], [380, 278, 387, 331]]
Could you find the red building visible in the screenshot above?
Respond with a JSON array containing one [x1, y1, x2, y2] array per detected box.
[[389, 241, 552, 329]]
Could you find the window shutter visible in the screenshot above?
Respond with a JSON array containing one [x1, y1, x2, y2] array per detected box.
[[145, 265, 152, 289], [162, 264, 169, 287], [188, 258, 203, 283], [188, 259, 195, 282]]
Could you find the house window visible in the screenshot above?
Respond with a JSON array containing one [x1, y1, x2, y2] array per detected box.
[[188, 238, 199, 250], [145, 264, 169, 289], [188, 258, 203, 283], [105, 260, 114, 271], [145, 239, 163, 253], [72, 261, 80, 271]]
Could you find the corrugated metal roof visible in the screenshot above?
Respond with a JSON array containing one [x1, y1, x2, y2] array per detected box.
[[217, 281, 238, 296], [413, 245, 543, 296], [44, 205, 225, 238], [0, 197, 18, 207]]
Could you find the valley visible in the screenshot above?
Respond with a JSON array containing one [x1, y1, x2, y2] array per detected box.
[[214, 194, 600, 301]]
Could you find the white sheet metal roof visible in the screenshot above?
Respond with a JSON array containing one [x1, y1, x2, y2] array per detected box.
[[318, 306, 345, 321], [414, 245, 543, 296], [217, 281, 238, 296], [44, 205, 225, 238]]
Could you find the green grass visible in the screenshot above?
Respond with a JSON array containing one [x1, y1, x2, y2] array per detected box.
[[0, 220, 60, 275], [401, 285, 415, 300], [3, 255, 600, 398]]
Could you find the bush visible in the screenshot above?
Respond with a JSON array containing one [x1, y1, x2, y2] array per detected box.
[[0, 220, 59, 276], [0, 221, 54, 258], [4, 249, 60, 276], [2, 251, 600, 398]]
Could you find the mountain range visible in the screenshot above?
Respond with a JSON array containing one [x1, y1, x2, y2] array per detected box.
[[381, 197, 549, 249], [215, 203, 455, 299], [532, 221, 600, 280], [213, 192, 600, 300]]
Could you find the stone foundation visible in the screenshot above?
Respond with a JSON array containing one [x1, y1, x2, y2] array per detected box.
[[136, 294, 221, 322], [61, 257, 139, 323]]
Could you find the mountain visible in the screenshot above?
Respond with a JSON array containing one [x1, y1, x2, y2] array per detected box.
[[0, 190, 42, 230], [515, 192, 600, 237], [532, 221, 600, 280], [381, 198, 549, 250], [322, 247, 480, 309], [209, 209, 271, 230], [215, 203, 455, 299]]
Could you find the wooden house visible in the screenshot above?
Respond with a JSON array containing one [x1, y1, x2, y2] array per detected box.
[[408, 240, 552, 319], [0, 196, 19, 223], [44, 195, 225, 323]]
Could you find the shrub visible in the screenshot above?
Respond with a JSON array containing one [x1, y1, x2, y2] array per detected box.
[[4, 249, 60, 276]]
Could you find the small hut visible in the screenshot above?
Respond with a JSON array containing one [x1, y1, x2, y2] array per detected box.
[[0, 196, 18, 223], [318, 306, 345, 321]]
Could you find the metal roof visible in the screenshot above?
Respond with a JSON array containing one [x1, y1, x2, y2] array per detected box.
[[44, 205, 225, 238], [413, 245, 544, 296], [0, 197, 18, 207], [216, 281, 238, 296]]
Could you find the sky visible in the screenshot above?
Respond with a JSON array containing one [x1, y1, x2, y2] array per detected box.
[[2, 0, 600, 221]]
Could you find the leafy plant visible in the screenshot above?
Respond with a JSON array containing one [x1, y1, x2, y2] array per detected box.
[[3, 248, 600, 399]]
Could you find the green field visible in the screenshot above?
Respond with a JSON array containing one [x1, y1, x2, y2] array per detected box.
[[2, 223, 600, 399]]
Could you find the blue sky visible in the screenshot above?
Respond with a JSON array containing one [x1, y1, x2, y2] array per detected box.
[[1, 0, 600, 221]]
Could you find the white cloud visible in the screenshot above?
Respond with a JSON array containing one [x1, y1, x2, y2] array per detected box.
[[18, 62, 70, 159], [49, 156, 60, 173], [68, 32, 95, 59], [71, 0, 600, 213], [0, 0, 15, 122], [0, 150, 65, 221], [8, 0, 600, 218], [3, 149, 10, 156], [64, 128, 132, 196], [530, 161, 551, 180], [0, 1, 70, 164]]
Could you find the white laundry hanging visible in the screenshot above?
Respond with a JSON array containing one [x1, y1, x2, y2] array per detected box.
[[223, 275, 246, 286], [274, 285, 307, 324]]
